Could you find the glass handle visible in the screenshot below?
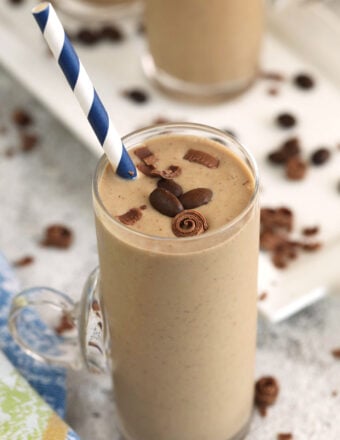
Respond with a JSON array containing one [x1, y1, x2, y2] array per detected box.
[[8, 267, 109, 373]]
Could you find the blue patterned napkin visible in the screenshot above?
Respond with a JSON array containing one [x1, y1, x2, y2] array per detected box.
[[0, 252, 80, 439]]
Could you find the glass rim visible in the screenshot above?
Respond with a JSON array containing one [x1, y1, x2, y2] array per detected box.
[[93, 122, 259, 243]]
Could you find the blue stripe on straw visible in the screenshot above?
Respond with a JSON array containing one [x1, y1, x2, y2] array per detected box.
[[32, 2, 137, 180], [33, 5, 49, 32], [58, 36, 80, 90], [88, 91, 109, 145], [117, 147, 137, 179]]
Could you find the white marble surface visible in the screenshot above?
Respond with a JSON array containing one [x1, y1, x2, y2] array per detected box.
[[1, 68, 340, 440]]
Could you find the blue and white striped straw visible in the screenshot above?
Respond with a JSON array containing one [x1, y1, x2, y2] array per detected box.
[[32, 2, 137, 180]]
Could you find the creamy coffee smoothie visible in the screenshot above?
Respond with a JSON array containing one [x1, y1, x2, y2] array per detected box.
[[144, 0, 264, 97], [94, 127, 259, 440]]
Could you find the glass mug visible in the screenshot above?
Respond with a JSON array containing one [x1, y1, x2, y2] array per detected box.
[[9, 124, 259, 440], [142, 0, 264, 101]]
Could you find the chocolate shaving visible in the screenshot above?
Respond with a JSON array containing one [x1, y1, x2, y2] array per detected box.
[[183, 149, 219, 168], [255, 376, 279, 417], [151, 165, 181, 179], [172, 210, 208, 237], [12, 255, 35, 267], [137, 162, 157, 177], [41, 224, 73, 249], [117, 208, 142, 225]]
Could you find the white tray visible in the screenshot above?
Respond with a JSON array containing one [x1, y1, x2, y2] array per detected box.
[[1, 1, 339, 322]]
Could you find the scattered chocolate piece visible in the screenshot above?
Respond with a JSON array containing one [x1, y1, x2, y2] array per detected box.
[[260, 71, 285, 81], [302, 226, 319, 236], [260, 230, 286, 252], [100, 25, 124, 42], [41, 224, 73, 249], [331, 348, 340, 359], [123, 88, 149, 104], [172, 210, 208, 238], [277, 433, 293, 440], [151, 165, 181, 179], [311, 148, 331, 166], [55, 311, 75, 334], [261, 207, 293, 233], [268, 87, 279, 96], [149, 188, 183, 217], [117, 208, 143, 225], [267, 137, 300, 165], [254, 376, 279, 416], [12, 255, 35, 267], [179, 188, 213, 209], [285, 156, 308, 180], [157, 179, 183, 198], [140, 204, 147, 210], [259, 292, 267, 301], [21, 133, 39, 152], [276, 113, 297, 129], [137, 162, 156, 177], [183, 149, 219, 168], [12, 109, 33, 127], [302, 242, 322, 252], [294, 73, 315, 90], [76, 28, 100, 45]]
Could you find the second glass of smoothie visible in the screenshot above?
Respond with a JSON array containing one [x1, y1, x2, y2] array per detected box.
[[93, 123, 260, 440], [143, 0, 264, 101]]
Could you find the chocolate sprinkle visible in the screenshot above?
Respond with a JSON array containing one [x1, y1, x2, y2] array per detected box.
[[117, 208, 143, 225], [183, 149, 219, 168], [172, 210, 208, 237]]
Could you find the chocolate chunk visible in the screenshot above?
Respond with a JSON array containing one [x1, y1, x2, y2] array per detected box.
[[179, 188, 213, 209], [117, 208, 143, 225], [311, 148, 331, 166], [134, 146, 157, 166], [267, 137, 301, 165], [172, 210, 208, 237], [277, 434, 293, 440], [331, 348, 340, 359], [123, 88, 149, 104], [137, 162, 157, 177], [55, 311, 75, 334], [261, 207, 293, 233], [12, 109, 33, 127], [183, 149, 219, 168], [285, 156, 307, 180], [12, 255, 35, 267], [157, 179, 183, 198], [76, 28, 100, 45], [302, 226, 319, 236], [260, 231, 286, 251], [276, 113, 297, 129], [149, 188, 183, 217], [255, 376, 279, 416], [100, 25, 124, 42], [294, 73, 315, 90], [151, 165, 181, 179], [21, 133, 38, 152], [41, 224, 73, 249]]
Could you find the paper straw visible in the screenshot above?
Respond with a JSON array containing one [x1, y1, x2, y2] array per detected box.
[[32, 2, 137, 180]]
